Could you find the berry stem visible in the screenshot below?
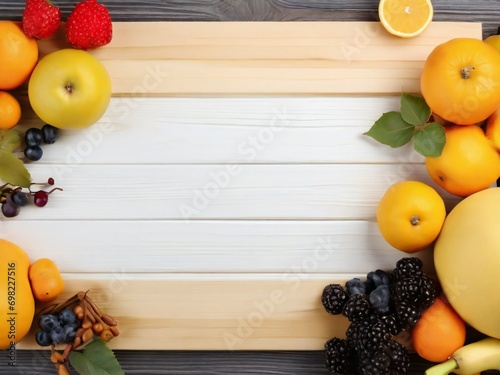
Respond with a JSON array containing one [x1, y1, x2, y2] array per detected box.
[[424, 359, 458, 375]]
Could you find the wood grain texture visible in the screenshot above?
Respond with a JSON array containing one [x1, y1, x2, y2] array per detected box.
[[1, 1, 500, 374], [33, 21, 481, 96], [1, 0, 499, 39]]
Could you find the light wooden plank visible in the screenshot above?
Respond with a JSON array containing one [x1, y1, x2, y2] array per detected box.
[[19, 96, 424, 164], [35, 22, 482, 96], [2, 220, 434, 274], [16, 274, 380, 350], [17, 164, 460, 220]]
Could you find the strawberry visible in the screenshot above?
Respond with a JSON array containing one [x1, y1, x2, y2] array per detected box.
[[65, 0, 112, 50], [22, 0, 62, 39]]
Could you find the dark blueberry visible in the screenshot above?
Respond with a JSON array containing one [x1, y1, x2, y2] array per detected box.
[[25, 128, 43, 147], [58, 309, 77, 325], [50, 327, 66, 345], [35, 330, 53, 346], [62, 324, 77, 343], [24, 145, 43, 161], [41, 124, 59, 144], [346, 278, 366, 296], [39, 314, 60, 332], [367, 269, 391, 287], [369, 284, 391, 315], [11, 191, 28, 207], [1, 202, 20, 218]]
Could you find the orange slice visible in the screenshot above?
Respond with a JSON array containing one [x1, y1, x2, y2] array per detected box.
[[378, 0, 434, 38]]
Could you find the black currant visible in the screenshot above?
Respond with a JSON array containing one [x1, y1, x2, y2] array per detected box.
[[41, 124, 59, 144], [11, 191, 28, 206], [24, 145, 43, 161], [25, 128, 43, 147]]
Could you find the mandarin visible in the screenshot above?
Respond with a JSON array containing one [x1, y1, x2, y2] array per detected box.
[[0, 21, 38, 90]]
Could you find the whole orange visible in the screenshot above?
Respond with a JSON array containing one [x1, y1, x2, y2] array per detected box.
[[425, 124, 500, 197], [0, 21, 39, 90], [411, 296, 466, 362], [28, 258, 64, 303], [420, 38, 500, 125], [0, 91, 21, 129], [485, 106, 500, 151], [376, 180, 446, 253]]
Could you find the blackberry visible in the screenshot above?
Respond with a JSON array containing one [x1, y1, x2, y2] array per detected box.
[[418, 275, 440, 309], [384, 339, 410, 374], [356, 321, 391, 354], [378, 314, 403, 336], [392, 257, 423, 281], [395, 300, 421, 330], [322, 284, 349, 315], [342, 294, 372, 323], [393, 275, 439, 310], [392, 277, 421, 305], [325, 337, 355, 374]]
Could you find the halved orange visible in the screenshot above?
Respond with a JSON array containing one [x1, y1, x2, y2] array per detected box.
[[379, 0, 434, 38]]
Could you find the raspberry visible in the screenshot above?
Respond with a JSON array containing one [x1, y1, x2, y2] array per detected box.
[[22, 0, 61, 39], [66, 0, 112, 50]]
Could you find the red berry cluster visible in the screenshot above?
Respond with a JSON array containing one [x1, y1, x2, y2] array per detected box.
[[22, 0, 112, 50], [0, 178, 62, 218]]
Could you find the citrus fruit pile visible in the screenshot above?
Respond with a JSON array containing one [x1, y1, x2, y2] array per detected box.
[[0, 21, 38, 129]]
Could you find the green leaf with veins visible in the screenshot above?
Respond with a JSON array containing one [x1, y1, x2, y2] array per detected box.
[[400, 93, 431, 126], [413, 122, 446, 157], [69, 339, 125, 375], [364, 111, 415, 148], [0, 129, 21, 152], [0, 150, 31, 187]]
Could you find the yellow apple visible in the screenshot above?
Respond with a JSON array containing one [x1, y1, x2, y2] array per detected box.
[[28, 49, 112, 129]]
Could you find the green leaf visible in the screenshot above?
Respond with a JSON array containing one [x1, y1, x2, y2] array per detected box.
[[0, 129, 21, 153], [0, 150, 31, 187], [413, 122, 446, 157], [69, 339, 125, 375], [364, 111, 415, 148], [400, 93, 431, 126]]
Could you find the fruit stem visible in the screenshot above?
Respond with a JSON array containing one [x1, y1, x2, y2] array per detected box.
[[424, 359, 458, 375], [410, 215, 420, 225], [461, 66, 475, 79]]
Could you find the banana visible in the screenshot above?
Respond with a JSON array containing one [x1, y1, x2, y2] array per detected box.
[[425, 337, 500, 375]]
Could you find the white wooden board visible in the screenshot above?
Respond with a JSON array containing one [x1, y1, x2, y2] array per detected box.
[[4, 21, 483, 350]]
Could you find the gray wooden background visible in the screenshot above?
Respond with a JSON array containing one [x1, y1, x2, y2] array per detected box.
[[1, 0, 500, 374]]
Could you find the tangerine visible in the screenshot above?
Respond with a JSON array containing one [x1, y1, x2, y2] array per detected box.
[[0, 21, 38, 90], [421, 38, 500, 125], [411, 296, 466, 362], [376, 180, 446, 253], [425, 124, 500, 197], [28, 258, 64, 303], [0, 91, 21, 129]]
